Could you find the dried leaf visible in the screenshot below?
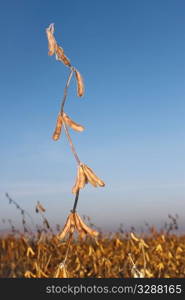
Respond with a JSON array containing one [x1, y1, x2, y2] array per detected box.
[[75, 70, 84, 97], [63, 112, 84, 132]]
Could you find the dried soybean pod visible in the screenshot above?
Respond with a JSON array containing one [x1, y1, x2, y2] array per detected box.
[[61, 53, 71, 67], [57, 214, 71, 240], [78, 165, 87, 189], [72, 166, 80, 194], [84, 164, 105, 187], [75, 70, 84, 97], [74, 212, 86, 238], [83, 166, 98, 187], [76, 213, 99, 237], [63, 112, 84, 132], [54, 263, 68, 278], [52, 113, 63, 141], [55, 45, 71, 66], [69, 213, 76, 234], [46, 23, 57, 56]]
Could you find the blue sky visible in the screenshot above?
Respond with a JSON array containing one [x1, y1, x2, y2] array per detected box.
[[0, 0, 185, 232]]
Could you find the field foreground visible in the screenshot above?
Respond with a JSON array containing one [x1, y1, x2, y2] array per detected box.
[[0, 230, 185, 278]]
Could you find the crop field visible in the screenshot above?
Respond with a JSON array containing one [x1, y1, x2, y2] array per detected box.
[[0, 223, 185, 278]]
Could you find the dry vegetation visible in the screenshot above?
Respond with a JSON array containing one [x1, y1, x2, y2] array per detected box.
[[0, 229, 185, 278], [0, 208, 185, 278]]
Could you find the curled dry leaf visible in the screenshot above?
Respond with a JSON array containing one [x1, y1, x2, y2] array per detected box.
[[55, 45, 71, 66], [57, 212, 99, 240], [46, 23, 57, 56], [52, 113, 63, 141], [75, 70, 84, 97], [63, 112, 84, 132]]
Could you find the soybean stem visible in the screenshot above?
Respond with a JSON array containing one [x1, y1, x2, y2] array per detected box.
[[60, 67, 74, 113], [63, 122, 81, 165], [72, 190, 80, 213]]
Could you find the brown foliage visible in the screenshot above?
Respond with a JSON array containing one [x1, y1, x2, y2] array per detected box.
[[1, 230, 185, 278]]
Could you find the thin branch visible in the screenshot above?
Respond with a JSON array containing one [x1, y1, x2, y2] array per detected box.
[[63, 232, 73, 264], [141, 243, 146, 277], [5, 193, 35, 230], [72, 190, 80, 213], [60, 67, 75, 113], [63, 121, 81, 165]]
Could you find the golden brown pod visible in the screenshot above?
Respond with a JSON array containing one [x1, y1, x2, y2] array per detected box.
[[76, 214, 99, 237], [74, 213, 86, 238], [82, 165, 98, 187], [63, 112, 84, 132], [55, 45, 71, 66], [54, 263, 68, 278], [78, 165, 87, 189], [130, 232, 139, 242], [46, 23, 57, 56], [84, 164, 105, 187], [57, 214, 71, 240], [52, 113, 63, 141], [72, 167, 80, 194], [75, 70, 84, 97], [69, 213, 75, 234]]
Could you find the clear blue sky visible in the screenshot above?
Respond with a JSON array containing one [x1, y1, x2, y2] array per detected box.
[[0, 0, 185, 232]]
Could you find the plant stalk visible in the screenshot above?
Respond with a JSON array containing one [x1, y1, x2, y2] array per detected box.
[[60, 67, 75, 113], [72, 190, 80, 213], [63, 122, 81, 164]]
